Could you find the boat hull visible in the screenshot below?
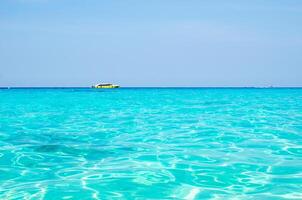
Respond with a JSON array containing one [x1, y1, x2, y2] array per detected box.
[[93, 85, 120, 89]]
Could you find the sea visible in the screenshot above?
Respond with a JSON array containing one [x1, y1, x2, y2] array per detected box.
[[0, 88, 302, 199]]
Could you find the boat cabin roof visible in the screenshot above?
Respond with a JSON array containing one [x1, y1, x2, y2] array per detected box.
[[95, 83, 113, 86]]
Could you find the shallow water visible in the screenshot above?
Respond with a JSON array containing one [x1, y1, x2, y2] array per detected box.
[[0, 88, 302, 199]]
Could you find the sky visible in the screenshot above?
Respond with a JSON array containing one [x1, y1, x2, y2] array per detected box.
[[0, 0, 301, 87]]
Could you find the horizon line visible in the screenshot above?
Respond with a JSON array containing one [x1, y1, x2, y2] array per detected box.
[[1, 86, 302, 89]]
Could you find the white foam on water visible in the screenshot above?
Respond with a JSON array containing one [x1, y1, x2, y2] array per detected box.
[[185, 188, 200, 200], [281, 192, 302, 199]]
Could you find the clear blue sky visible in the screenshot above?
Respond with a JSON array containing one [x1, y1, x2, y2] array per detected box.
[[0, 0, 301, 87]]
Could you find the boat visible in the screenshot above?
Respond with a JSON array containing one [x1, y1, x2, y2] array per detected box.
[[92, 83, 120, 88]]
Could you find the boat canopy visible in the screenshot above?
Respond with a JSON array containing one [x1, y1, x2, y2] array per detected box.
[[95, 83, 113, 86]]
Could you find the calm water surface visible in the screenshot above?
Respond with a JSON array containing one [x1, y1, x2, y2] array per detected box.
[[0, 88, 302, 199]]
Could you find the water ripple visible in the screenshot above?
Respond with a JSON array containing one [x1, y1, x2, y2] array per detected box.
[[1, 88, 302, 199]]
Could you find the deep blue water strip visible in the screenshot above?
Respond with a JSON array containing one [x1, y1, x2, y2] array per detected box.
[[0, 87, 302, 90]]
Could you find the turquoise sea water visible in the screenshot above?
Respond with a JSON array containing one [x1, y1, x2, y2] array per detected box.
[[0, 88, 302, 199]]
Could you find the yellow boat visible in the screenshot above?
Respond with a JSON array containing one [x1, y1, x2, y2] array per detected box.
[[92, 83, 120, 89]]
